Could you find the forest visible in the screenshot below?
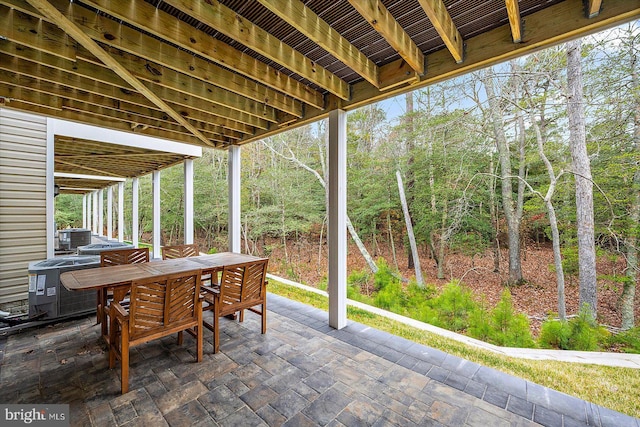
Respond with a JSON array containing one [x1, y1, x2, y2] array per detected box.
[[55, 24, 639, 347]]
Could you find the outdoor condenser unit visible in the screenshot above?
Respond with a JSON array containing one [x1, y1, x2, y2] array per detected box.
[[58, 228, 92, 251], [28, 255, 100, 320]]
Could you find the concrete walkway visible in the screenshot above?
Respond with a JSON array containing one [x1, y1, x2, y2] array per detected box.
[[269, 274, 640, 369]]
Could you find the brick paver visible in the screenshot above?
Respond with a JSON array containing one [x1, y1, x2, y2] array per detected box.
[[0, 293, 638, 427]]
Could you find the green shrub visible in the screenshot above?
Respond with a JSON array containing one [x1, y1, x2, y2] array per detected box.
[[428, 282, 477, 332], [374, 280, 405, 312], [488, 289, 535, 348], [567, 305, 609, 351], [373, 259, 397, 291], [467, 300, 492, 341], [608, 327, 640, 353], [539, 318, 571, 349]]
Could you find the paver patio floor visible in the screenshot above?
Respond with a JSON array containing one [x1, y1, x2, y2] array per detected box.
[[0, 294, 637, 426]]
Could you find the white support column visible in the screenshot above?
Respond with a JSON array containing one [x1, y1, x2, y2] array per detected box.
[[132, 177, 139, 247], [118, 182, 124, 242], [92, 190, 98, 234], [98, 189, 104, 236], [328, 109, 347, 329], [184, 159, 194, 245], [82, 194, 87, 230], [107, 185, 113, 240], [86, 192, 91, 230], [46, 118, 55, 258], [228, 146, 241, 253], [152, 170, 161, 259]]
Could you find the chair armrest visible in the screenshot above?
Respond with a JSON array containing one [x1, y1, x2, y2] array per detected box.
[[110, 301, 129, 320], [201, 285, 220, 296]]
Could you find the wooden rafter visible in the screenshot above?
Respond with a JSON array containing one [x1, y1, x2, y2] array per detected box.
[[257, 0, 379, 88], [0, 61, 257, 136], [416, 0, 464, 63], [24, 0, 216, 147], [1, 1, 282, 125], [0, 6, 75, 60], [79, 0, 316, 112], [55, 158, 126, 177], [83, 0, 312, 117], [505, 0, 522, 43], [163, 0, 350, 100], [348, 0, 425, 76], [588, 0, 603, 18]]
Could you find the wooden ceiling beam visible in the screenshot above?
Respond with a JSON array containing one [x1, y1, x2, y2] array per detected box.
[[505, 0, 522, 43], [55, 158, 127, 178], [0, 41, 278, 125], [416, 0, 464, 63], [0, 82, 62, 110], [0, 5, 76, 60], [163, 0, 350, 100], [0, 69, 254, 138], [1, 0, 306, 118], [80, 0, 322, 110], [1, 97, 207, 146], [258, 0, 379, 88], [0, 54, 267, 132], [24, 0, 216, 147], [348, 0, 425, 76]]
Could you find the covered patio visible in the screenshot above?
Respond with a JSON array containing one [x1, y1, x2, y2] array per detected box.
[[3, 294, 636, 427], [1, 0, 640, 425]]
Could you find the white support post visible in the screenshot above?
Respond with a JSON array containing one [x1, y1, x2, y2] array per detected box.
[[328, 109, 348, 329], [46, 118, 55, 258], [184, 159, 194, 245], [118, 182, 124, 242], [98, 189, 104, 236], [132, 177, 139, 247], [152, 170, 161, 259], [107, 186, 113, 240], [92, 190, 98, 235], [86, 192, 91, 230], [228, 146, 241, 253], [82, 194, 87, 230]]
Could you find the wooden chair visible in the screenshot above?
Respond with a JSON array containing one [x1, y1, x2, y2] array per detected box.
[[97, 247, 150, 339], [201, 259, 268, 353], [109, 269, 203, 394], [161, 243, 216, 286], [161, 243, 200, 260]]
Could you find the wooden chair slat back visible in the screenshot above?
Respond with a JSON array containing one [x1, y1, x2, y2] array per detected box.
[[101, 247, 150, 266], [162, 244, 200, 260], [128, 269, 201, 340], [220, 259, 268, 306]]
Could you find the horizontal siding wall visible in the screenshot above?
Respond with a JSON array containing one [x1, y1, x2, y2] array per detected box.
[[0, 108, 47, 305]]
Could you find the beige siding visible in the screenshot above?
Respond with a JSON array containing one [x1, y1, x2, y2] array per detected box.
[[0, 108, 47, 304]]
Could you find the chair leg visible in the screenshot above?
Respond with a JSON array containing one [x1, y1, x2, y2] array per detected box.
[[121, 327, 129, 394], [197, 307, 203, 362], [213, 305, 220, 354], [109, 316, 118, 369], [261, 301, 267, 334], [177, 331, 183, 346], [239, 310, 244, 323]]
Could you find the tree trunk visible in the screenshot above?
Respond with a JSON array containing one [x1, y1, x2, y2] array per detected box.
[[397, 170, 424, 286], [489, 155, 500, 272], [567, 39, 597, 318], [436, 198, 448, 279], [621, 60, 640, 329], [483, 71, 523, 284], [405, 92, 416, 270]]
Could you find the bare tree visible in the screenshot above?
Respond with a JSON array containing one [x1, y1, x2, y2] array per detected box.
[[566, 39, 597, 318], [481, 69, 524, 284]]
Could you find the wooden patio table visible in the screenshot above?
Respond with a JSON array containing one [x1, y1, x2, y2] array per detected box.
[[60, 252, 268, 343]]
